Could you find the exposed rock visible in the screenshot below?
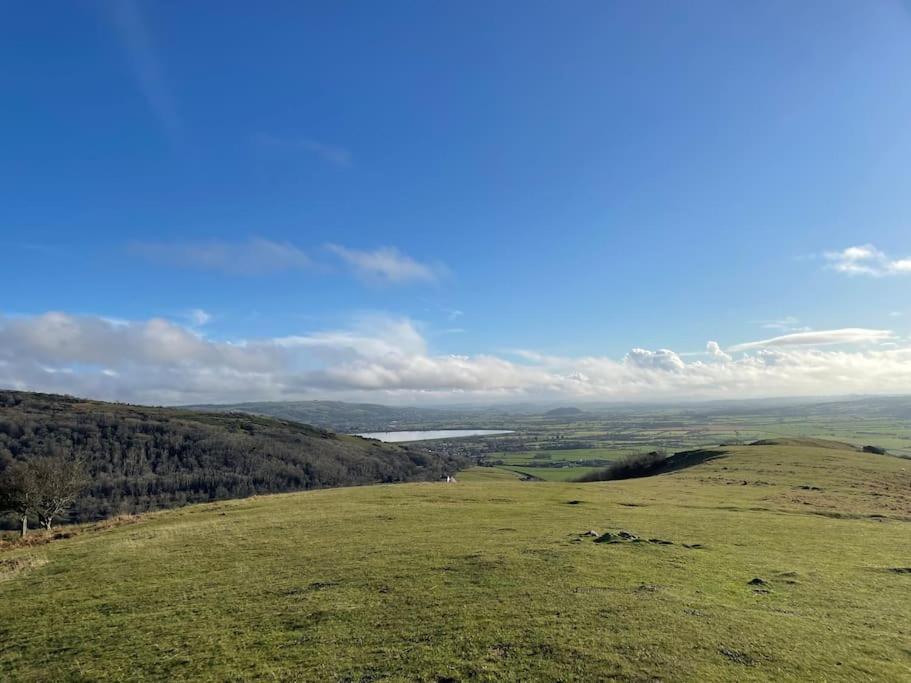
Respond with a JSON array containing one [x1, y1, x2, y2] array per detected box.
[[719, 647, 754, 665]]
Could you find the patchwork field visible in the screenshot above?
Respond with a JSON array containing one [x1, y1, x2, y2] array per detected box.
[[1, 440, 909, 681]]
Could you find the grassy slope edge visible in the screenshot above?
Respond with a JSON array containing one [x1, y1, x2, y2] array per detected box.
[[0, 441, 909, 681]]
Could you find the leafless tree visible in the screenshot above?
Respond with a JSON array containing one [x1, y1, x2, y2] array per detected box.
[[31, 458, 88, 531], [0, 457, 87, 536]]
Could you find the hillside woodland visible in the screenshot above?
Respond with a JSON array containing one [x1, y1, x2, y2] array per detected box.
[[0, 391, 463, 528]]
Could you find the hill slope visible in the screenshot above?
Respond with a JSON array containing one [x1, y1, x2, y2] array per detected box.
[[185, 399, 466, 432], [1, 441, 908, 680], [0, 391, 463, 525]]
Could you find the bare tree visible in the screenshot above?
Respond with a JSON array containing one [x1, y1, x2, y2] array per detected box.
[[0, 457, 87, 536], [31, 458, 87, 531], [0, 463, 39, 537]]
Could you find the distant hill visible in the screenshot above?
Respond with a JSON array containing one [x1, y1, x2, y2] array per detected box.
[[0, 391, 464, 527], [185, 399, 466, 432], [544, 406, 585, 417]]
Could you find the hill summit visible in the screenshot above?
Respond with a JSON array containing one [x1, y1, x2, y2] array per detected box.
[[544, 406, 585, 417]]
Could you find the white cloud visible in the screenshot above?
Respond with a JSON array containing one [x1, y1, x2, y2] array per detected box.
[[4, 312, 911, 405], [624, 348, 686, 372], [326, 245, 443, 284], [824, 244, 911, 277], [131, 238, 312, 275], [187, 309, 212, 326], [706, 341, 732, 362], [728, 328, 894, 352]]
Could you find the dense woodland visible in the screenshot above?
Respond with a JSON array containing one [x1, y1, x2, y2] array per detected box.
[[0, 391, 465, 529]]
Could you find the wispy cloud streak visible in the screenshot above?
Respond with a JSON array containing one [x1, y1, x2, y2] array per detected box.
[[326, 245, 443, 284], [254, 133, 351, 168], [729, 328, 894, 352], [130, 238, 312, 275], [105, 0, 180, 134]]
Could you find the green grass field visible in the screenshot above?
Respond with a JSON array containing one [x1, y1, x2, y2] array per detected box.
[[492, 447, 627, 464], [498, 465, 605, 481], [1, 441, 909, 681], [488, 447, 624, 481]]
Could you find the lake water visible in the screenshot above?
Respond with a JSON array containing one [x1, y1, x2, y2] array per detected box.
[[355, 429, 514, 443]]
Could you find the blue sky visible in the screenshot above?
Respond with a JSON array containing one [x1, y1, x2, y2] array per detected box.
[[2, 1, 911, 404]]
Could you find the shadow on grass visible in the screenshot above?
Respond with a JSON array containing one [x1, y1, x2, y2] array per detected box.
[[575, 448, 728, 482]]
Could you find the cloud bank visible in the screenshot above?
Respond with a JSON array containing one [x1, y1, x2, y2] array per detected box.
[[2, 312, 909, 405]]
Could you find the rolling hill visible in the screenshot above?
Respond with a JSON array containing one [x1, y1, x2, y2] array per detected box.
[[1, 438, 908, 680], [184, 399, 467, 432], [0, 391, 464, 527]]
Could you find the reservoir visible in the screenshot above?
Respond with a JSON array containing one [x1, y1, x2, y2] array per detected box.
[[356, 429, 514, 443]]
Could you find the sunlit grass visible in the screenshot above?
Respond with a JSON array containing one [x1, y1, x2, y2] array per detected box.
[[1, 442, 909, 680]]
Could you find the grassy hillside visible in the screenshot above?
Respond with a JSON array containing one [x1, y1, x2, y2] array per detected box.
[[0, 391, 462, 526], [1, 440, 909, 680]]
